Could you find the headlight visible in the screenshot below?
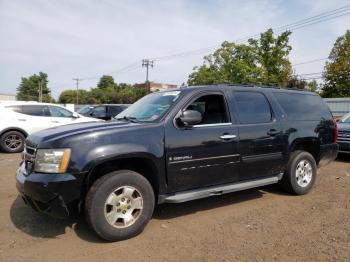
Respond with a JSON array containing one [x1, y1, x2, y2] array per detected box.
[[34, 149, 71, 173]]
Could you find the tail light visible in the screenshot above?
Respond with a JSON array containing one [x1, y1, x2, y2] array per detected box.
[[333, 119, 338, 143]]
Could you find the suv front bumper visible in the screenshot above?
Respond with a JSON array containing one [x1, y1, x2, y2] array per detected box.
[[16, 161, 83, 219]]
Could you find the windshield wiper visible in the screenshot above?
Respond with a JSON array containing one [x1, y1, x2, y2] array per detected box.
[[116, 116, 139, 123]]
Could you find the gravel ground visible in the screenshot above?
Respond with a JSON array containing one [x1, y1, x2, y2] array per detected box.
[[0, 153, 349, 262]]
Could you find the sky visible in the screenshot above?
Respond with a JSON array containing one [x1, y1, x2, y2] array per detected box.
[[0, 0, 349, 99]]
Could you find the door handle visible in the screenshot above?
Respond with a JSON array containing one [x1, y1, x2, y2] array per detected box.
[[267, 129, 279, 136], [220, 134, 237, 140], [17, 119, 26, 121], [51, 121, 59, 123]]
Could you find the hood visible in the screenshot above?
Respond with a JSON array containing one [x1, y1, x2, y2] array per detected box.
[[26, 120, 144, 147], [337, 122, 350, 132]]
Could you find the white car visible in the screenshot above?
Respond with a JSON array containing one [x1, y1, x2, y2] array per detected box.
[[0, 102, 101, 153]]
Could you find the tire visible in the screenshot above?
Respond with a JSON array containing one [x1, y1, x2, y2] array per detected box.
[[85, 170, 155, 242], [279, 150, 317, 195], [0, 131, 25, 153]]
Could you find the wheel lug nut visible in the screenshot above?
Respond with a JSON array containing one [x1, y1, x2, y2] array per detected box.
[[122, 210, 126, 214], [127, 200, 130, 203], [127, 206, 131, 209], [121, 198, 125, 202]]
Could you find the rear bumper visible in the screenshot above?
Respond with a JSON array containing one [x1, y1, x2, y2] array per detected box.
[[338, 141, 350, 152], [318, 143, 339, 167], [16, 161, 83, 219]]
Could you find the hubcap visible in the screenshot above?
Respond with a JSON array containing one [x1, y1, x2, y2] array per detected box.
[[295, 160, 313, 187], [4, 135, 22, 150], [104, 186, 143, 228]]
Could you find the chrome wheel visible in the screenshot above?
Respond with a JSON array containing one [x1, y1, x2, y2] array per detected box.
[[104, 186, 143, 228], [295, 159, 313, 187], [4, 134, 23, 150]]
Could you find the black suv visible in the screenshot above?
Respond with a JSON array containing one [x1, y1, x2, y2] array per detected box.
[[78, 104, 127, 120], [16, 85, 338, 241]]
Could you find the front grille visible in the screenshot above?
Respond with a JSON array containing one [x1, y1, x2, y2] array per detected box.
[[338, 131, 350, 142], [23, 143, 37, 175]]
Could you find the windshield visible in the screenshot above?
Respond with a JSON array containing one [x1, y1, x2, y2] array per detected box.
[[341, 113, 350, 123], [116, 91, 181, 122]]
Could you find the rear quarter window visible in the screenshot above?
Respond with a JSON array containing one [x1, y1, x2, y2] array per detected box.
[[273, 92, 332, 120]]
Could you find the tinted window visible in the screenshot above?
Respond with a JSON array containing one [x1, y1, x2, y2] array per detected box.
[[108, 106, 122, 116], [49, 106, 73, 117], [273, 92, 332, 120], [233, 92, 272, 124], [92, 106, 106, 117], [22, 105, 50, 117], [5, 105, 22, 113]]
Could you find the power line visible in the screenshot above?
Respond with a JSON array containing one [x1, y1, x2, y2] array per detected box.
[[150, 4, 350, 62], [292, 58, 328, 66]]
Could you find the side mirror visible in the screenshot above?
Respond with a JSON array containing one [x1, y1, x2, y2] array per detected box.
[[179, 110, 202, 126], [72, 112, 80, 118]]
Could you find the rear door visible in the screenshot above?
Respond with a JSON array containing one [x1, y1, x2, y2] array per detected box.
[[165, 91, 240, 192], [20, 105, 52, 133], [229, 91, 284, 181]]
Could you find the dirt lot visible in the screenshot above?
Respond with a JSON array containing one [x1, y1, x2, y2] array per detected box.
[[0, 153, 349, 262]]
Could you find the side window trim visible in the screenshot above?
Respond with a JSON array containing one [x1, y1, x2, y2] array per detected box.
[[232, 91, 275, 125]]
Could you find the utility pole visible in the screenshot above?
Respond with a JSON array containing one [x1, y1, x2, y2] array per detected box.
[[38, 79, 43, 102], [142, 59, 154, 90], [73, 78, 81, 104]]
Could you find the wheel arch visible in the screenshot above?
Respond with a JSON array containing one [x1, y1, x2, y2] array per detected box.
[[0, 127, 28, 138], [83, 154, 163, 201], [290, 138, 321, 164]]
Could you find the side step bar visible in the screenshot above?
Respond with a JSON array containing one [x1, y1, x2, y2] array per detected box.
[[161, 174, 283, 203]]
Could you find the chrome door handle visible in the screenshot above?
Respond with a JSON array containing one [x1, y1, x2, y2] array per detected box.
[[17, 119, 26, 121], [220, 134, 236, 140], [51, 121, 59, 123]]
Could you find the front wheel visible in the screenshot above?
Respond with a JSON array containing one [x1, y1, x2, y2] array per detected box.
[[85, 170, 155, 241], [0, 131, 25, 153], [279, 150, 317, 195]]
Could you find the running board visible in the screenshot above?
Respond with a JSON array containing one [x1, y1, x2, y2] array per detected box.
[[162, 174, 283, 203]]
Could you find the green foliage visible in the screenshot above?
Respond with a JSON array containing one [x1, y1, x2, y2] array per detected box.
[[188, 29, 292, 87], [16, 72, 54, 102], [97, 75, 116, 89], [58, 83, 150, 104], [321, 30, 350, 98], [306, 80, 319, 93]]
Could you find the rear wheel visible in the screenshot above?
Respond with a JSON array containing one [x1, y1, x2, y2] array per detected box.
[[279, 150, 317, 195], [0, 131, 25, 153], [85, 170, 155, 241]]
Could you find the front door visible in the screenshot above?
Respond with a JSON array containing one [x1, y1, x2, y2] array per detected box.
[[165, 92, 240, 193]]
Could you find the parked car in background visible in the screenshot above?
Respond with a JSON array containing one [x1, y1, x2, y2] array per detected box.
[[337, 112, 350, 152], [0, 102, 101, 153], [78, 104, 128, 120]]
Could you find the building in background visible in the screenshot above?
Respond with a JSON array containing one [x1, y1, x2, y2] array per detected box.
[[135, 82, 177, 92], [0, 93, 16, 101], [324, 98, 350, 117]]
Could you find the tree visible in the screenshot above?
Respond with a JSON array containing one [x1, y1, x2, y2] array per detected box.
[[321, 30, 350, 98], [58, 89, 90, 104], [97, 75, 116, 89], [188, 29, 292, 87], [16, 72, 53, 102], [306, 80, 319, 93]]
